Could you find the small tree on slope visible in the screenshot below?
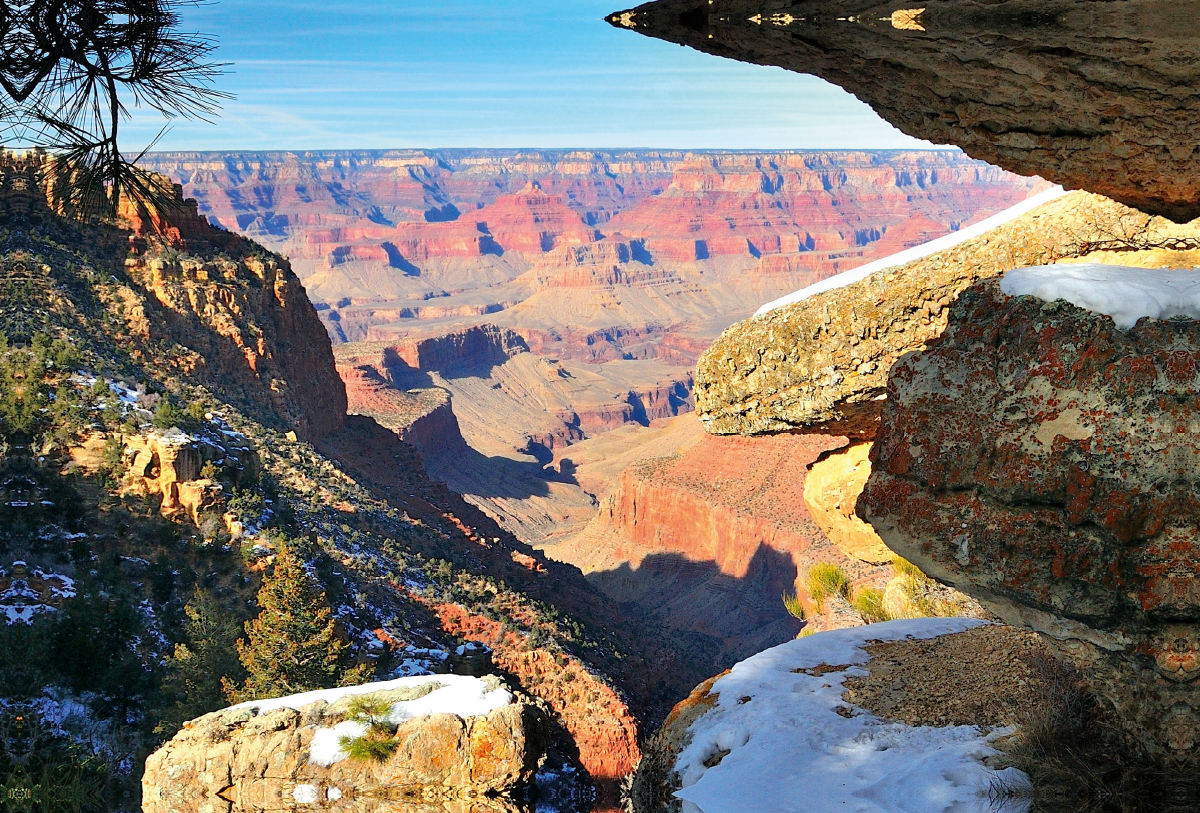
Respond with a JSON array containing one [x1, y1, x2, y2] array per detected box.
[[224, 542, 369, 702]]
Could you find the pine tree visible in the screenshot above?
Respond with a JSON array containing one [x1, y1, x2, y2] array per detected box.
[[224, 542, 367, 702], [157, 588, 245, 734]]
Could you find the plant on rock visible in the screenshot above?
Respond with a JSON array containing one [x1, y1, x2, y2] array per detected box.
[[805, 563, 852, 613], [339, 695, 399, 763]]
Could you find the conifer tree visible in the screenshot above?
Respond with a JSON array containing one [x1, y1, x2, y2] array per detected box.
[[156, 588, 245, 733], [224, 542, 367, 702]]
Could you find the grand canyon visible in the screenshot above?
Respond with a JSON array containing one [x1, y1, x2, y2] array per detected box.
[[140, 149, 1043, 658]]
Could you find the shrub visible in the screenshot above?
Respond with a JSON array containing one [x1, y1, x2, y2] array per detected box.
[[341, 730, 398, 762], [781, 592, 806, 621], [806, 563, 852, 613], [153, 400, 185, 430], [850, 587, 891, 624], [340, 694, 398, 763], [893, 556, 928, 583], [345, 694, 394, 726]]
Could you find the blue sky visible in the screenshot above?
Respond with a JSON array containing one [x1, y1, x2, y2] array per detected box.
[[126, 0, 936, 151]]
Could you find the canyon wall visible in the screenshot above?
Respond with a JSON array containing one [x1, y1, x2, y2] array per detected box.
[[547, 429, 894, 663], [141, 149, 1043, 358]]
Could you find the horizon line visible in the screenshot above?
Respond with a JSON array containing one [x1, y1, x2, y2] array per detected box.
[[134, 145, 965, 156]]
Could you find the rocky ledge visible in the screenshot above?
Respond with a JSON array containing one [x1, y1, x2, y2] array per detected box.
[[692, 190, 1115, 439], [143, 676, 549, 813], [628, 619, 1044, 813], [861, 276, 1200, 758], [612, 0, 1200, 222]]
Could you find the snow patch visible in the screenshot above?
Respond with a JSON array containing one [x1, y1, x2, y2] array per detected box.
[[755, 186, 1068, 316], [674, 618, 1030, 813], [227, 674, 512, 767], [292, 784, 319, 804], [1001, 264, 1200, 329]]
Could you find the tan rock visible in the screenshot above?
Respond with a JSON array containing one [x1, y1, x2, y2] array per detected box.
[[142, 682, 548, 813], [66, 433, 110, 471], [694, 191, 1146, 439], [176, 479, 224, 528], [802, 443, 892, 564]]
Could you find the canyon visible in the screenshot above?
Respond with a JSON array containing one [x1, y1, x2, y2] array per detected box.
[[141, 148, 1041, 665]]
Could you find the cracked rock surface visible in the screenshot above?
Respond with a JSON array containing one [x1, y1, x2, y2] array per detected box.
[[613, 0, 1200, 222], [861, 277, 1200, 757]]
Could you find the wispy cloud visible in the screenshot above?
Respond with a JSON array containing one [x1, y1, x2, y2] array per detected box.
[[123, 0, 934, 151]]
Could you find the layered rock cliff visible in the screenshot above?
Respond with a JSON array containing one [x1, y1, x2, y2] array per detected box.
[[141, 149, 1040, 354], [107, 174, 348, 439]]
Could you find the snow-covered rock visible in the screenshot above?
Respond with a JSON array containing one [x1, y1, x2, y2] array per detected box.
[[633, 619, 1030, 813], [143, 675, 548, 813], [1002, 264, 1200, 329]]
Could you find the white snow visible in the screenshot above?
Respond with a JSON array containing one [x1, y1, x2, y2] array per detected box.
[[755, 186, 1068, 316], [228, 674, 512, 767], [1001, 264, 1200, 329], [673, 618, 1030, 813], [292, 784, 320, 804]]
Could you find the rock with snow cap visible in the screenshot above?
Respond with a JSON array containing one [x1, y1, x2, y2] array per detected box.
[[693, 190, 1111, 440], [141, 675, 549, 813], [628, 619, 1023, 813]]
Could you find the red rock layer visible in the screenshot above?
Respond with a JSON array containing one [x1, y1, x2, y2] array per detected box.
[[571, 432, 894, 661], [142, 149, 1041, 294], [434, 603, 641, 785]]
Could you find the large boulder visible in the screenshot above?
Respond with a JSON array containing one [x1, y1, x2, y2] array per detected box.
[[693, 190, 1129, 439], [860, 276, 1200, 758], [142, 676, 549, 813]]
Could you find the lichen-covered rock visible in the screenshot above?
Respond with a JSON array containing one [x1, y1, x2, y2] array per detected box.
[[142, 679, 549, 813], [860, 277, 1200, 758], [802, 442, 892, 564], [694, 191, 1110, 439]]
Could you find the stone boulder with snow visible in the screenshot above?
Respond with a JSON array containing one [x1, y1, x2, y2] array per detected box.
[[627, 619, 1026, 813], [693, 190, 1134, 440], [142, 675, 549, 813]]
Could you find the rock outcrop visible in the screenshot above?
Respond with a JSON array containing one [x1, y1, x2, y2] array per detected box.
[[801, 442, 891, 564], [694, 191, 1153, 438], [860, 277, 1200, 758], [610, 0, 1200, 222], [142, 678, 548, 813], [116, 180, 347, 440]]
